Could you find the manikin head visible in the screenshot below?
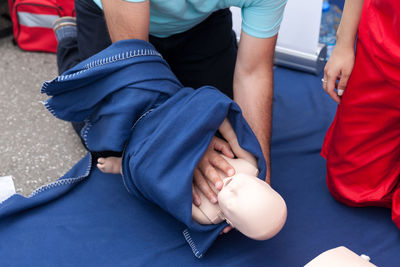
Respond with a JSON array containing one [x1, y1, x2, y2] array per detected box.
[[191, 118, 287, 240], [305, 246, 377, 267], [192, 155, 287, 240], [218, 172, 287, 240]]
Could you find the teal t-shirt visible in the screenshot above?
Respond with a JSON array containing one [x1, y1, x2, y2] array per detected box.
[[93, 0, 287, 38]]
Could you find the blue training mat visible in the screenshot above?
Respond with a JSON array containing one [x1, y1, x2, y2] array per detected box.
[[1, 53, 399, 266]]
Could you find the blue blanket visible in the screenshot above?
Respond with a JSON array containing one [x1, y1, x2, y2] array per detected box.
[[0, 41, 399, 265], [7, 40, 267, 258]]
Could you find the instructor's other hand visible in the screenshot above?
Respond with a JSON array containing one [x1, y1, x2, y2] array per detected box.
[[192, 136, 235, 206]]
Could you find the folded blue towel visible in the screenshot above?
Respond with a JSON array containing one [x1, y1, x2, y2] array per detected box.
[[41, 39, 266, 258]]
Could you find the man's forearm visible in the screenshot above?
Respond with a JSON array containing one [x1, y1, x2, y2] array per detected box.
[[234, 69, 273, 184], [101, 0, 149, 42], [233, 32, 276, 184]]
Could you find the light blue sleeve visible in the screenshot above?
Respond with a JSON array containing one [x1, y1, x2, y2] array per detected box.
[[241, 0, 288, 38], [93, 0, 146, 10]]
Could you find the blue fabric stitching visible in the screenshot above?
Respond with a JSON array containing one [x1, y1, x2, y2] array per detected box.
[[119, 108, 155, 194], [16, 153, 92, 200], [43, 100, 57, 118], [120, 170, 132, 195], [131, 108, 154, 130], [41, 49, 163, 95], [53, 48, 162, 83], [41, 81, 50, 93], [81, 49, 161, 70], [81, 119, 93, 149], [183, 229, 203, 258]]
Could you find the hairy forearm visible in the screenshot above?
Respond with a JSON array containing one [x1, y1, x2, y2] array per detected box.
[[233, 32, 276, 184], [234, 71, 273, 183], [101, 0, 149, 42], [336, 0, 364, 48]]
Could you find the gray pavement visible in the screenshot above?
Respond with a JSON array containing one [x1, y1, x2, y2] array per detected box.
[[0, 35, 86, 196]]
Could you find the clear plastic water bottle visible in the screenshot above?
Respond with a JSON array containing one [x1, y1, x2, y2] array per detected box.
[[319, 0, 339, 60]]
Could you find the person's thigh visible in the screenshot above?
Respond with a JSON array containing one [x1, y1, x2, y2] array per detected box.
[[150, 9, 237, 99], [75, 0, 111, 61], [322, 41, 400, 207], [64, 0, 111, 142], [57, 37, 80, 74]]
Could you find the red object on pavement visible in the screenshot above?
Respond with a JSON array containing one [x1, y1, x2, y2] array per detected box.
[[8, 0, 75, 53]]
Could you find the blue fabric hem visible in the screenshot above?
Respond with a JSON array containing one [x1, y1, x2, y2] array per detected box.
[[0, 153, 92, 219], [183, 229, 203, 258]]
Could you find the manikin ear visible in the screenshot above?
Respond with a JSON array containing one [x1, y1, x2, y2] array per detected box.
[[218, 118, 257, 168]]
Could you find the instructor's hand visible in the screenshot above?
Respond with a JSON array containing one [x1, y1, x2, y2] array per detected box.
[[322, 44, 355, 103], [192, 136, 235, 206]]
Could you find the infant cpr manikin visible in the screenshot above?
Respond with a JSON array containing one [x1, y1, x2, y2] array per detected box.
[[97, 118, 287, 240], [305, 246, 377, 267], [192, 119, 287, 240], [192, 156, 287, 240]]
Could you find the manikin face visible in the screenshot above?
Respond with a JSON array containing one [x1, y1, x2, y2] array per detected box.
[[218, 173, 287, 240]]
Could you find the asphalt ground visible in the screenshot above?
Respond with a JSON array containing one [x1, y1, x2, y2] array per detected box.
[[0, 5, 86, 196]]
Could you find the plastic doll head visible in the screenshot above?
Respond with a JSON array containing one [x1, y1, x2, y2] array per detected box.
[[192, 155, 287, 240], [191, 118, 287, 239], [305, 246, 377, 267], [218, 173, 287, 240], [191, 156, 260, 226]]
